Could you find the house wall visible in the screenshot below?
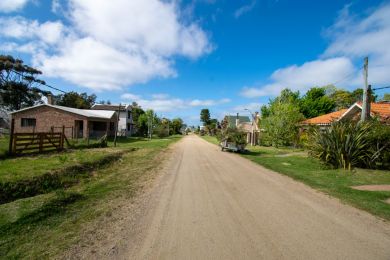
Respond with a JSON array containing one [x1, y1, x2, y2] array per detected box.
[[119, 110, 135, 136], [12, 106, 89, 138]]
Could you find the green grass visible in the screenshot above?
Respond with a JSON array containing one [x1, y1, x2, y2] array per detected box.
[[201, 135, 390, 221], [0, 136, 8, 158], [0, 135, 182, 259], [0, 149, 119, 182]]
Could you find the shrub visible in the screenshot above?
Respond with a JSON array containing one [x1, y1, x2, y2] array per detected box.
[[218, 128, 247, 146], [308, 120, 390, 170], [154, 125, 169, 138]]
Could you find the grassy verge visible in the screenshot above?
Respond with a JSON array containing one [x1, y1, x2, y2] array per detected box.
[[201, 135, 390, 221], [0, 136, 8, 158], [0, 135, 182, 258]]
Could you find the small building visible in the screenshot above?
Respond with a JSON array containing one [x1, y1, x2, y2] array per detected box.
[[92, 104, 135, 136], [10, 104, 117, 139], [222, 113, 260, 145], [301, 102, 390, 127]]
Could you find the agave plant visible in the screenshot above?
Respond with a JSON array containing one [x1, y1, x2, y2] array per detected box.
[[308, 121, 372, 170]]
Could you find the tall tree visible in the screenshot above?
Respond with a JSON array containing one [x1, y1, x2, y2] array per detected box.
[[0, 55, 49, 111], [328, 89, 354, 110], [200, 108, 211, 126], [171, 118, 184, 134], [299, 87, 335, 118], [56, 92, 96, 109], [262, 102, 304, 147], [261, 105, 270, 118]]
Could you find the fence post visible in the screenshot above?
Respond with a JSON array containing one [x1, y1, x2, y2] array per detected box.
[[39, 133, 43, 153], [61, 125, 65, 149], [8, 119, 15, 155]]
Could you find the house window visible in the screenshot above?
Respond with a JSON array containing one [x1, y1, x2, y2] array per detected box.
[[21, 118, 36, 127], [110, 122, 115, 131], [127, 111, 132, 119]]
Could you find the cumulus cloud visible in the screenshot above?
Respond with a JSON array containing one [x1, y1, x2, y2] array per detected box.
[[189, 98, 230, 106], [241, 3, 390, 98], [121, 93, 230, 112], [241, 57, 354, 97], [0, 0, 212, 90], [0, 16, 65, 44], [323, 3, 390, 86], [0, 0, 30, 13]]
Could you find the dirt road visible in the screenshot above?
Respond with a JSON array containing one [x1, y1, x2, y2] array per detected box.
[[125, 135, 390, 259]]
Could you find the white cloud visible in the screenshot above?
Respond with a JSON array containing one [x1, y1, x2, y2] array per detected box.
[[323, 3, 390, 86], [39, 37, 175, 90], [0, 17, 65, 45], [51, 0, 62, 14], [241, 4, 390, 98], [189, 98, 230, 106], [0, 0, 212, 90], [241, 57, 354, 97], [120, 93, 142, 101], [152, 93, 170, 99], [121, 93, 230, 112], [234, 0, 257, 18], [0, 0, 29, 13]]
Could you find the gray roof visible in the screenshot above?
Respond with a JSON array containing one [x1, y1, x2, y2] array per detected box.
[[91, 104, 131, 112], [224, 115, 251, 128], [11, 104, 116, 120]]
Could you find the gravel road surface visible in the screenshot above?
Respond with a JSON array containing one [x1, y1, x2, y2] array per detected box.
[[126, 135, 390, 259]]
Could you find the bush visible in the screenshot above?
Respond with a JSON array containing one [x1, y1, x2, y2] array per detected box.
[[218, 128, 247, 146], [308, 120, 390, 170], [154, 125, 169, 138]]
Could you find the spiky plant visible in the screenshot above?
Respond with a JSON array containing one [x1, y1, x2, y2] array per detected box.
[[308, 121, 372, 170]]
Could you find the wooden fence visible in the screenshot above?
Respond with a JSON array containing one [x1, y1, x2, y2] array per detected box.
[[10, 132, 65, 155]]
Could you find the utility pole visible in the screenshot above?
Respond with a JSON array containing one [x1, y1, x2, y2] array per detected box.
[[113, 103, 121, 147], [147, 112, 153, 140], [361, 57, 370, 122]]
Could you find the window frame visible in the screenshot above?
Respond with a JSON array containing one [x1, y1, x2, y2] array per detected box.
[[21, 118, 36, 127]]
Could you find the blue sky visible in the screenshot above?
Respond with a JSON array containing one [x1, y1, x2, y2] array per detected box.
[[1, 0, 389, 125]]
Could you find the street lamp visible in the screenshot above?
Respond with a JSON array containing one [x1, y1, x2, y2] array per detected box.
[[244, 108, 256, 146]]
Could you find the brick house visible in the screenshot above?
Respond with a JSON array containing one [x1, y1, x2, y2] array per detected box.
[[10, 104, 118, 139]]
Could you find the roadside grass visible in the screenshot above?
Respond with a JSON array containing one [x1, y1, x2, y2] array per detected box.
[[0, 135, 181, 259], [201, 135, 390, 221], [0, 149, 119, 182], [0, 136, 8, 158]]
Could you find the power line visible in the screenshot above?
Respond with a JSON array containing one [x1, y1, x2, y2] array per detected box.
[[330, 65, 363, 86], [372, 85, 390, 91], [7, 69, 67, 94]]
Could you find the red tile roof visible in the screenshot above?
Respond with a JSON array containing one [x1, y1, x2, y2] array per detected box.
[[301, 109, 348, 125], [357, 102, 390, 121], [301, 102, 390, 125]]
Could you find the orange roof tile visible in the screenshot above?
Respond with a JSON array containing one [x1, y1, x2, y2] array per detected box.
[[301, 109, 348, 125], [357, 102, 390, 120]]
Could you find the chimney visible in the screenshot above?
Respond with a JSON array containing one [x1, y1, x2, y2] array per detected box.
[[47, 94, 53, 105], [254, 111, 259, 122], [236, 113, 240, 127]]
